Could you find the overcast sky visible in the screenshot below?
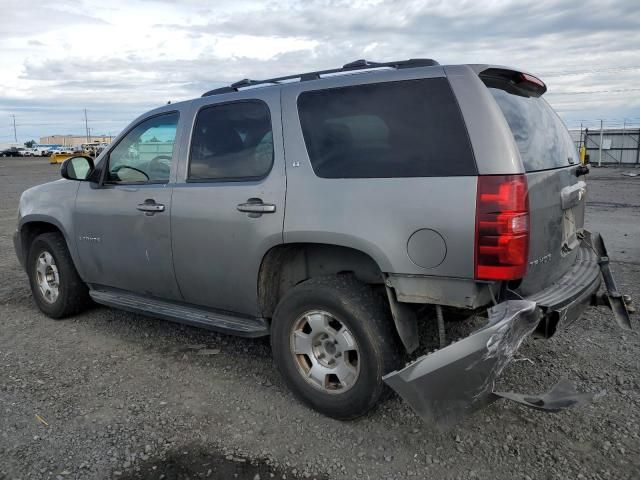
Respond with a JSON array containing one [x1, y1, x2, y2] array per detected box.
[[1, 0, 639, 144]]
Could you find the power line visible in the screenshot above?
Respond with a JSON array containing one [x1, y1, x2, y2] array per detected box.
[[546, 87, 640, 96], [13, 119, 128, 126], [539, 65, 640, 77]]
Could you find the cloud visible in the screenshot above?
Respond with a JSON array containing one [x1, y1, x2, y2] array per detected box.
[[0, 0, 107, 36], [1, 0, 639, 142]]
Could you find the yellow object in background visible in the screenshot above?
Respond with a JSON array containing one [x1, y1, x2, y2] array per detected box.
[[50, 153, 75, 164]]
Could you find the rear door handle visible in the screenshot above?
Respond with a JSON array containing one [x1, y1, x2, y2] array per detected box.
[[237, 200, 276, 214], [137, 200, 165, 214]]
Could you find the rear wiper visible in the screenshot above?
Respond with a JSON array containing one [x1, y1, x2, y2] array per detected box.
[[576, 164, 590, 177]]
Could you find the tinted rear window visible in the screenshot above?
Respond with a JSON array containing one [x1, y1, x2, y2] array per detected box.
[[489, 88, 579, 172], [297, 78, 476, 178]]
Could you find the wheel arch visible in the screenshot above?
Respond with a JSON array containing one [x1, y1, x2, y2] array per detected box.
[[258, 243, 383, 318], [18, 217, 81, 276], [257, 242, 419, 353]]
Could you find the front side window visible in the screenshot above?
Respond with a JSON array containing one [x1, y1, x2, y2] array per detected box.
[[188, 101, 273, 181], [106, 112, 179, 184], [297, 78, 476, 178]]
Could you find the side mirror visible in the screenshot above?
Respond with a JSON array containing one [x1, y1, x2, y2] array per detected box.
[[61, 156, 95, 181]]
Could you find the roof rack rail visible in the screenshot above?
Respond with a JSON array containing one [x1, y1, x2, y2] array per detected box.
[[201, 58, 439, 97]]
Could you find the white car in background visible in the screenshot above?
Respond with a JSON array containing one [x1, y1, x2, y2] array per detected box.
[[49, 147, 75, 156], [22, 148, 41, 156], [32, 146, 54, 156]]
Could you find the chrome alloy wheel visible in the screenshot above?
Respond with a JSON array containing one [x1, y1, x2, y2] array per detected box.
[[290, 310, 360, 393], [35, 251, 60, 304]]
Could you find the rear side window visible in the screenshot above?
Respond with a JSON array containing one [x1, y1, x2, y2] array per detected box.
[[189, 101, 273, 181], [488, 88, 579, 172], [297, 78, 476, 178]]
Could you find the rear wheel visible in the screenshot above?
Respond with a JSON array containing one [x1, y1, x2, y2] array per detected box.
[[271, 276, 403, 420], [27, 232, 90, 319]]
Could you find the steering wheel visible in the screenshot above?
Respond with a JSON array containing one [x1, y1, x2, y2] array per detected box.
[[111, 164, 149, 181], [147, 155, 172, 179]]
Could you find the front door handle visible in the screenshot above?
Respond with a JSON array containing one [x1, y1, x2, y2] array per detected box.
[[237, 199, 276, 214], [137, 199, 165, 215]]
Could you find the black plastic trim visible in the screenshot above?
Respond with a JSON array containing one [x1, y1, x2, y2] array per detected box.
[[89, 286, 269, 338]]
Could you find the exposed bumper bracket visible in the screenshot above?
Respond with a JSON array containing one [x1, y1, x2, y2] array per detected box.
[[589, 232, 634, 330]]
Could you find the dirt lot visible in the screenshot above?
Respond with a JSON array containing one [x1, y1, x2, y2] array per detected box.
[[1, 157, 639, 480]]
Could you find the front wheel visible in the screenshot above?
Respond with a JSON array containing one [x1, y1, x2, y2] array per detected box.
[[271, 276, 403, 420], [27, 232, 91, 319]]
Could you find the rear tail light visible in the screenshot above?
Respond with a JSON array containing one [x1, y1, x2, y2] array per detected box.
[[475, 174, 529, 280]]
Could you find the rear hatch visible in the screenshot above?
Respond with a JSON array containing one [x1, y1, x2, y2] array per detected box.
[[481, 69, 585, 295]]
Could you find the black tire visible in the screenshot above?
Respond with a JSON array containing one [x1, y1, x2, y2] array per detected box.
[[271, 275, 404, 420], [27, 232, 90, 319]]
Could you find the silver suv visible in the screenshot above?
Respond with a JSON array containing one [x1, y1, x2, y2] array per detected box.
[[14, 59, 632, 423]]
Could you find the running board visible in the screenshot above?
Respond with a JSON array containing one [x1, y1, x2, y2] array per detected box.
[[89, 288, 269, 338]]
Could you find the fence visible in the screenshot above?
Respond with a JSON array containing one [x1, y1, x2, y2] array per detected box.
[[570, 128, 640, 166]]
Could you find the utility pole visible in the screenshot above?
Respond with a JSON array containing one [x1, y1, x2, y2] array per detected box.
[[579, 122, 583, 149], [620, 119, 626, 165], [598, 119, 603, 167], [10, 114, 17, 143], [584, 127, 589, 163], [636, 126, 640, 166], [84, 109, 90, 143]]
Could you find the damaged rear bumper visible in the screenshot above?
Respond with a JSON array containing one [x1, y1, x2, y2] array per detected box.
[[384, 300, 551, 425], [383, 231, 632, 425]]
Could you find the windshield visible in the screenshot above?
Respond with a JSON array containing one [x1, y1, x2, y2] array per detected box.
[[489, 88, 579, 172]]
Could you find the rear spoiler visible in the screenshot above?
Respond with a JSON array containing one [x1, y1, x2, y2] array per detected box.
[[469, 65, 547, 98]]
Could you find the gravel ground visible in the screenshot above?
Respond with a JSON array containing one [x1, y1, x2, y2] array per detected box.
[[1, 158, 639, 480]]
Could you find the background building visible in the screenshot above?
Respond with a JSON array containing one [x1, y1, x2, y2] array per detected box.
[[39, 134, 114, 146], [0, 142, 22, 150]]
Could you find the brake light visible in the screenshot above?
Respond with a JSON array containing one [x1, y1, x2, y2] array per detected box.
[[475, 175, 529, 280], [519, 72, 545, 89], [515, 72, 547, 96]]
